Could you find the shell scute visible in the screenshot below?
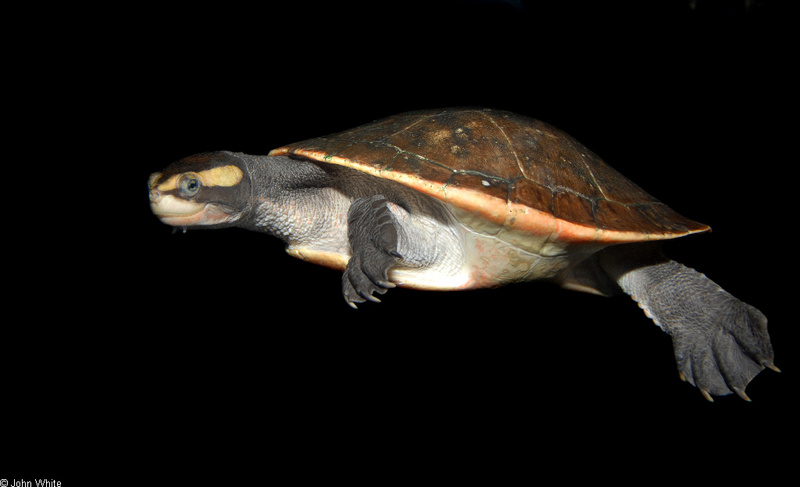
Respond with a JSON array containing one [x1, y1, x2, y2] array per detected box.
[[511, 178, 553, 216], [554, 191, 596, 227]]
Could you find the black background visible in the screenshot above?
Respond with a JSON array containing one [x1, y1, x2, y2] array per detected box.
[[7, 0, 796, 481]]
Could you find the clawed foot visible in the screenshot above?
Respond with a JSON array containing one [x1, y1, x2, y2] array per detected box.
[[342, 253, 400, 308], [671, 300, 778, 402], [343, 195, 403, 308]]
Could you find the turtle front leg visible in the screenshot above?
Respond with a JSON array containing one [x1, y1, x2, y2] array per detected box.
[[599, 244, 778, 401], [342, 195, 403, 308]]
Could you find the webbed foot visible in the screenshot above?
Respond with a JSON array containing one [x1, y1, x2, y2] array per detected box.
[[601, 246, 778, 401], [670, 299, 777, 401], [343, 195, 403, 308]]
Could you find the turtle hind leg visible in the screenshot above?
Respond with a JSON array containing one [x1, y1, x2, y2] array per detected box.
[[598, 244, 777, 401], [342, 194, 403, 308]]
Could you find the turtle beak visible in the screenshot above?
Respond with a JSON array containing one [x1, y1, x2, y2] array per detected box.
[[149, 190, 208, 225], [149, 185, 237, 227]]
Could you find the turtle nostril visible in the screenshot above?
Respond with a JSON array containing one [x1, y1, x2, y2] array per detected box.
[[149, 189, 161, 202]]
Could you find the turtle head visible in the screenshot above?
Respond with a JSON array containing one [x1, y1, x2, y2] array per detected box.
[[148, 151, 252, 228]]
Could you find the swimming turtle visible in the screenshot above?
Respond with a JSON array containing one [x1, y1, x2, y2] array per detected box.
[[148, 107, 777, 401]]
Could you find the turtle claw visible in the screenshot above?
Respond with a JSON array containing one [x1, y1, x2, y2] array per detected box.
[[343, 265, 392, 309], [343, 290, 383, 310], [361, 289, 384, 303], [679, 371, 725, 402], [764, 362, 781, 373], [732, 387, 752, 402]]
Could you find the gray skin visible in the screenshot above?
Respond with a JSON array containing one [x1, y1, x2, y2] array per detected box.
[[148, 151, 778, 401]]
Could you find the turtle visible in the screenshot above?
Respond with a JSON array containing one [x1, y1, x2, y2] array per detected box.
[[148, 107, 777, 401]]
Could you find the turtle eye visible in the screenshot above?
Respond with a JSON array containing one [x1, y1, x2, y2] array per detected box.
[[179, 173, 201, 197]]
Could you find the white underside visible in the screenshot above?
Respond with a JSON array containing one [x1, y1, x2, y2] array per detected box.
[[388, 227, 583, 290]]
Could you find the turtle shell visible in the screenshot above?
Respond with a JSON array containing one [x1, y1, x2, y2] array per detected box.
[[269, 107, 709, 245]]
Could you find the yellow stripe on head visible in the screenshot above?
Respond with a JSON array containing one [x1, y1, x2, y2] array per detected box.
[[153, 165, 244, 192], [198, 165, 244, 187]]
